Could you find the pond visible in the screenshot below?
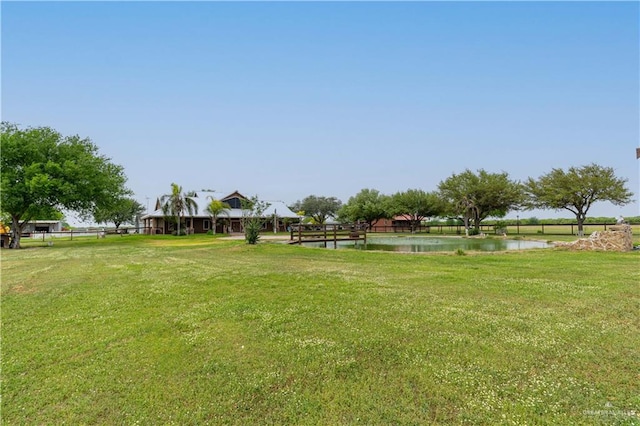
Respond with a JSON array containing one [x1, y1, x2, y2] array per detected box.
[[305, 236, 553, 253]]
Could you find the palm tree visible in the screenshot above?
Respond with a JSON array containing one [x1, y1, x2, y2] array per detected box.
[[160, 183, 198, 236], [204, 197, 230, 235]]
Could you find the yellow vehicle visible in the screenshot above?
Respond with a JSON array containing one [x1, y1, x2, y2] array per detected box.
[[0, 222, 10, 234]]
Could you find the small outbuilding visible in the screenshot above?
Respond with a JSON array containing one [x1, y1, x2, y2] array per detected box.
[[1, 233, 9, 248], [22, 220, 63, 234]]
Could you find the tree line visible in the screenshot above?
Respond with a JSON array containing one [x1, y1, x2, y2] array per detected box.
[[1, 122, 634, 248], [290, 168, 633, 237]]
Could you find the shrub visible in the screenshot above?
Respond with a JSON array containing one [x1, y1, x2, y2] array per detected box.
[[244, 219, 262, 245], [494, 220, 507, 234], [241, 196, 270, 245]]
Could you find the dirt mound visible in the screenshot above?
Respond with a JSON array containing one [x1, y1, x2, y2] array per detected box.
[[555, 225, 633, 252]]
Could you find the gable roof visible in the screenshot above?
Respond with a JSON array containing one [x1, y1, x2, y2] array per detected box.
[[219, 190, 246, 202]]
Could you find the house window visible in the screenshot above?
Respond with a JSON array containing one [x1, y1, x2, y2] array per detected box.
[[203, 219, 210, 230], [224, 197, 242, 209]]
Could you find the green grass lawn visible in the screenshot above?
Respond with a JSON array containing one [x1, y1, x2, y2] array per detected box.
[[2, 235, 639, 425]]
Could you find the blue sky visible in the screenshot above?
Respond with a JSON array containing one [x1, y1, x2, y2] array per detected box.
[[2, 1, 639, 222]]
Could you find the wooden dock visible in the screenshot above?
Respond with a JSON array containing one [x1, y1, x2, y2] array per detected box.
[[289, 223, 367, 248]]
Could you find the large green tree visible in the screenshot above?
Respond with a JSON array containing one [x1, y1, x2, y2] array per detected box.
[[438, 169, 523, 234], [389, 189, 442, 233], [524, 163, 633, 236], [290, 195, 342, 225], [1, 122, 130, 248], [338, 188, 390, 229], [160, 183, 198, 236], [93, 197, 145, 231]]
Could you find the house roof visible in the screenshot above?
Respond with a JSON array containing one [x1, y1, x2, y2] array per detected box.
[[142, 192, 299, 220], [219, 190, 245, 202]]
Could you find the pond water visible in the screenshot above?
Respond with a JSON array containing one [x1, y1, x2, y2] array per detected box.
[[307, 236, 552, 253]]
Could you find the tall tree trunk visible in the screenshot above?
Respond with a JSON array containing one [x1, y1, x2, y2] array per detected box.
[[10, 215, 25, 249], [411, 214, 418, 234], [576, 213, 585, 237], [473, 210, 481, 232]]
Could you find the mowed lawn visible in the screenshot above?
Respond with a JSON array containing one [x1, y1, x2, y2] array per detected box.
[[2, 235, 638, 425]]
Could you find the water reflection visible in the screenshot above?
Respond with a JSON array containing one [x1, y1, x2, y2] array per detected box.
[[307, 236, 552, 252]]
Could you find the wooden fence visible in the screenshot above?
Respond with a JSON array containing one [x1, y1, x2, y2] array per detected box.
[[370, 223, 640, 236], [18, 227, 147, 241], [289, 223, 367, 248]]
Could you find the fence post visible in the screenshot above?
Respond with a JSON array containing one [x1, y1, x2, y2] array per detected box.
[[323, 225, 327, 248]]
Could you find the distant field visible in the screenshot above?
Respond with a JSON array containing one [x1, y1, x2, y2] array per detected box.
[[392, 223, 640, 239], [23, 223, 640, 245], [498, 223, 640, 237], [2, 235, 639, 425]]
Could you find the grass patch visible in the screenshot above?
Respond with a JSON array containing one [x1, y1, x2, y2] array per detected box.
[[2, 235, 639, 424]]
